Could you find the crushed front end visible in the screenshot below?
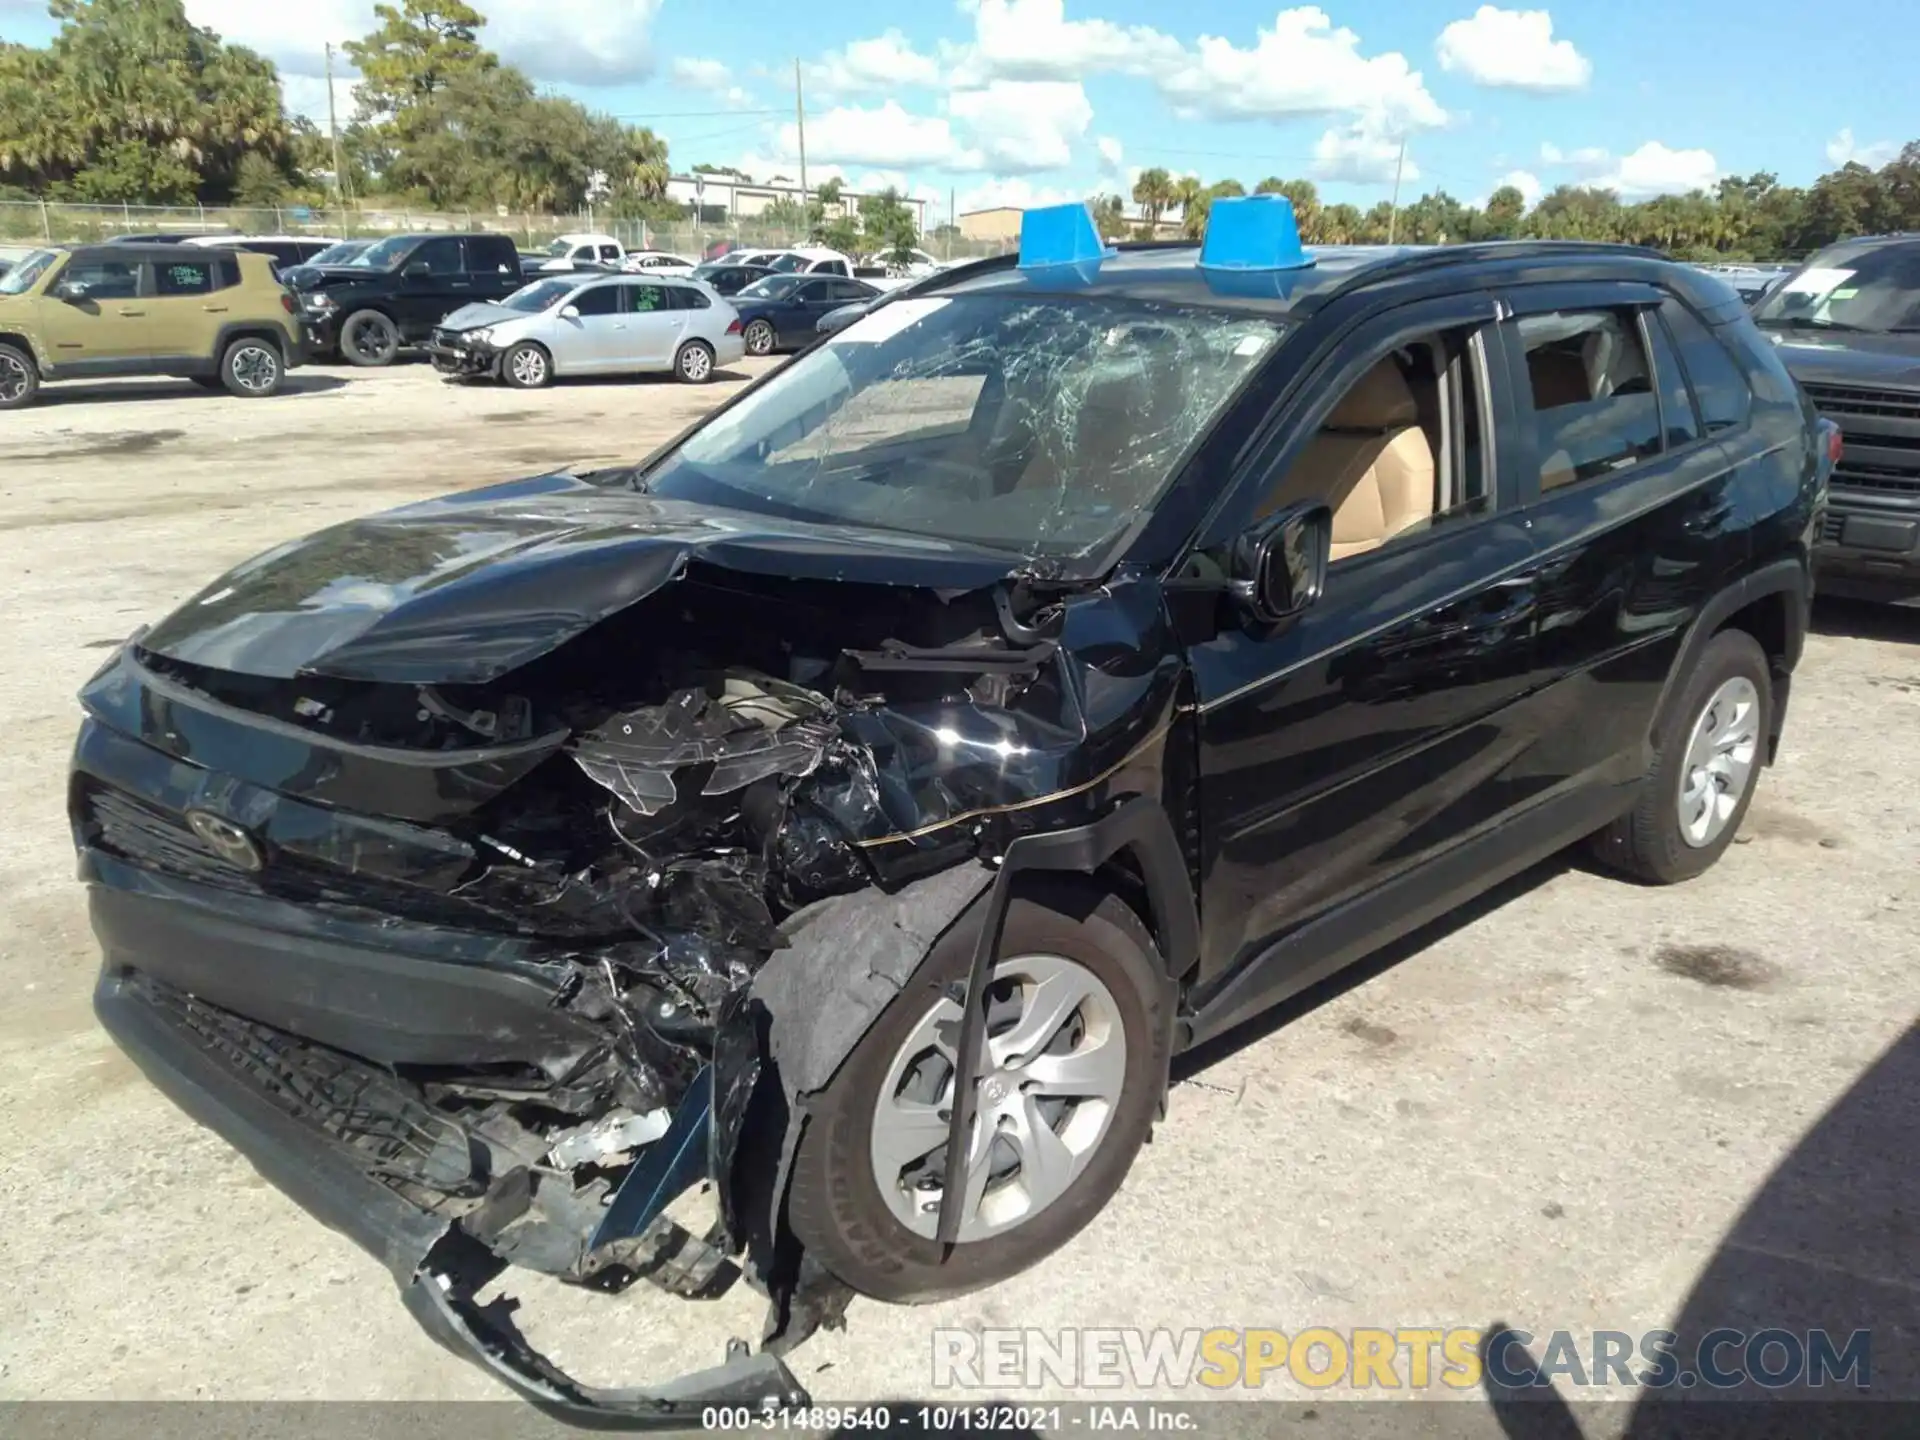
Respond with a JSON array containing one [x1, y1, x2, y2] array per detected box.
[[72, 493, 1186, 1419]]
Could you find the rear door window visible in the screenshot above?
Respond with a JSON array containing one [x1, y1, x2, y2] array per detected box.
[[1660, 299, 1750, 434], [626, 284, 669, 313], [1515, 309, 1663, 491], [1642, 310, 1702, 447], [464, 235, 520, 275], [154, 259, 213, 296]]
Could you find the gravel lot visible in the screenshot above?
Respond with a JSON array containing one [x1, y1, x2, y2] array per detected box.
[[0, 361, 1914, 1422]]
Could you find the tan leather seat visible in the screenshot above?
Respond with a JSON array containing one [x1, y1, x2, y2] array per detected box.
[[1262, 359, 1436, 561]]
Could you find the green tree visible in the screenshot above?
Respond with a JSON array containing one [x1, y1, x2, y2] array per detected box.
[[345, 0, 494, 122], [1087, 192, 1125, 238], [857, 185, 918, 262], [1254, 178, 1320, 240], [1482, 184, 1527, 238], [1131, 166, 1174, 228], [0, 0, 292, 203]]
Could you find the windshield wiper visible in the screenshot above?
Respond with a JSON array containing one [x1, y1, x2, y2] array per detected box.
[[1764, 316, 1872, 333]]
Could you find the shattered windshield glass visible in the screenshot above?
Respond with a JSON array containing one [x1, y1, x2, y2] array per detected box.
[[642, 294, 1284, 562]]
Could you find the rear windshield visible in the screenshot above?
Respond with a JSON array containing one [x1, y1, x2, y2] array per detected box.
[[643, 294, 1283, 568], [1752, 241, 1920, 334]]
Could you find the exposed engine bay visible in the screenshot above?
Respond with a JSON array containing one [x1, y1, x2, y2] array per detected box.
[[74, 526, 1186, 1418]]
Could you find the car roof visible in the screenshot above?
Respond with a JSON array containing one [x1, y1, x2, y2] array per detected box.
[[73, 243, 258, 265], [920, 239, 1714, 320]]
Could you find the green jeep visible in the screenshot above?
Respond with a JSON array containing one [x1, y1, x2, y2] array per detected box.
[[0, 244, 306, 410]]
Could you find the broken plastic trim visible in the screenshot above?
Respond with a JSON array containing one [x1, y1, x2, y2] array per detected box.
[[408, 1232, 808, 1426]]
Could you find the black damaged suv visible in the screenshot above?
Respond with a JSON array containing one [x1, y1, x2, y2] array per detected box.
[[75, 227, 1832, 1418]]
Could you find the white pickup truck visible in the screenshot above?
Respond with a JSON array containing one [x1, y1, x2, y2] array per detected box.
[[532, 234, 696, 275]]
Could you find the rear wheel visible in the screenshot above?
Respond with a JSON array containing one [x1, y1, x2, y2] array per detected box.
[[501, 341, 553, 389], [0, 342, 38, 410], [339, 310, 399, 367], [1590, 628, 1771, 884], [220, 338, 284, 397], [787, 885, 1168, 1304], [674, 339, 715, 384], [743, 319, 776, 356]]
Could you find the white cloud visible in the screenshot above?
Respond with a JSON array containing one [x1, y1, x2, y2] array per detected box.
[[1546, 141, 1717, 197], [806, 29, 941, 93], [671, 56, 751, 107], [1826, 127, 1899, 169], [1312, 118, 1420, 185], [956, 177, 1086, 215], [280, 72, 359, 124], [779, 102, 974, 171], [948, 81, 1093, 172], [1156, 7, 1445, 131], [182, 0, 662, 87], [1096, 135, 1124, 173], [960, 0, 1181, 83], [1487, 168, 1541, 205], [1435, 7, 1590, 92]]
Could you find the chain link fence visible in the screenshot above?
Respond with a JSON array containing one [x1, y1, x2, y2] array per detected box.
[[0, 200, 1011, 263]]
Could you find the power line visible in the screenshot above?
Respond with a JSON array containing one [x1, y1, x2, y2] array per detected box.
[[599, 107, 785, 120]]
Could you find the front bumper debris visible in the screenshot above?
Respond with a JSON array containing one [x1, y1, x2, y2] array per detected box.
[[429, 329, 500, 377], [95, 965, 809, 1424]]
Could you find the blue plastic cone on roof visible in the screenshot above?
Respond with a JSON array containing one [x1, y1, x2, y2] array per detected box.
[[1199, 194, 1314, 273], [1017, 202, 1115, 284]]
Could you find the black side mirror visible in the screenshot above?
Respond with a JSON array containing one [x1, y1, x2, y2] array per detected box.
[[1230, 501, 1331, 623], [402, 261, 430, 279]]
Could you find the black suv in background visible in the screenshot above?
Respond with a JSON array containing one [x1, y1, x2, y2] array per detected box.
[[284, 232, 523, 366], [1757, 234, 1920, 604], [77, 233, 1831, 1418]]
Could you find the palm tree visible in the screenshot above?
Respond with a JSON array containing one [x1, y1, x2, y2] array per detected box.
[[1131, 166, 1174, 229], [1170, 174, 1203, 232]]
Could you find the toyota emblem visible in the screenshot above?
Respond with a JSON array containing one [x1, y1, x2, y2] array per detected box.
[[185, 810, 264, 872]]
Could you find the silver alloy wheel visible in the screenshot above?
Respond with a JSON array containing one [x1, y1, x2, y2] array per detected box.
[[679, 343, 712, 381], [744, 320, 774, 356], [869, 952, 1127, 1243], [509, 346, 548, 386], [229, 344, 278, 393], [0, 351, 28, 402], [1677, 675, 1760, 848]]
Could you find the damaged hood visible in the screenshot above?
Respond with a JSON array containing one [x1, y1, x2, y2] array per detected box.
[[137, 473, 1029, 684], [438, 301, 527, 333]]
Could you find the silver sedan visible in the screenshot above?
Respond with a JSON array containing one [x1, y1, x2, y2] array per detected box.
[[427, 274, 747, 387]]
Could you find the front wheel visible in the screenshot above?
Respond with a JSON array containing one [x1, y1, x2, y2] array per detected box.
[[786, 885, 1168, 1304], [339, 310, 400, 367], [1590, 627, 1771, 884], [674, 339, 715, 384], [501, 342, 553, 389], [0, 342, 39, 410], [743, 319, 776, 356], [220, 338, 284, 397]]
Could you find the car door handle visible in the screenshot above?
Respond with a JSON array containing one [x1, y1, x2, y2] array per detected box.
[[202, 305, 229, 314], [117, 308, 145, 317]]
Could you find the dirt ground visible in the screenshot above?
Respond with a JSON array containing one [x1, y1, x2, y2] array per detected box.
[[0, 361, 1914, 1422]]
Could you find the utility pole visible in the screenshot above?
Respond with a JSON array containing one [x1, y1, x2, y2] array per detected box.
[[325, 43, 349, 223], [1386, 136, 1407, 245], [793, 60, 809, 204]]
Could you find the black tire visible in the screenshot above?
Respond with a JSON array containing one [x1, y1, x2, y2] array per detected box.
[[219, 337, 284, 398], [1590, 628, 1772, 884], [787, 883, 1169, 1304], [0, 342, 39, 410], [339, 310, 400, 368], [674, 339, 716, 384], [501, 341, 553, 389], [743, 319, 776, 357]]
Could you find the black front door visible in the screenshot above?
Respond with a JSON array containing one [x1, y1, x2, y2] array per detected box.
[[394, 237, 468, 339], [1182, 294, 1548, 1035]]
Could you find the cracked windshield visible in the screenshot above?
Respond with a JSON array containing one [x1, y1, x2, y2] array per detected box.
[[641, 295, 1283, 563]]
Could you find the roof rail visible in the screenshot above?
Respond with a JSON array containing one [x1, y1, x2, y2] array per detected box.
[[1317, 239, 1669, 303]]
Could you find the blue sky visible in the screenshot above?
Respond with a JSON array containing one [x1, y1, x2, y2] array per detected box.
[[2, 0, 1913, 222]]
